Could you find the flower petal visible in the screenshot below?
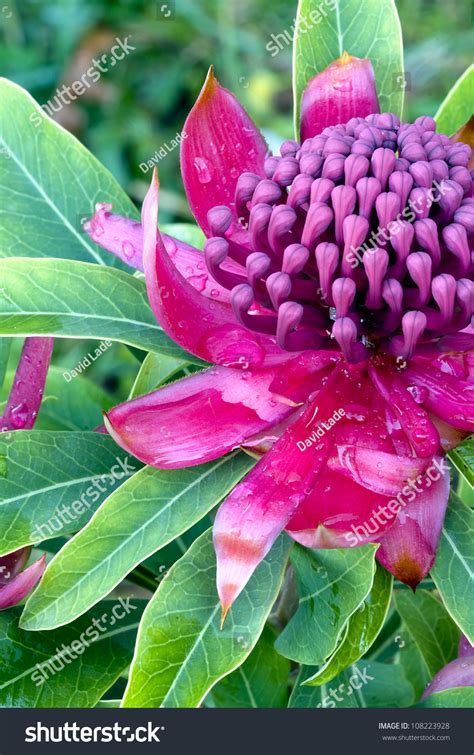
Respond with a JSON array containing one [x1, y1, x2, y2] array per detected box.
[[300, 53, 380, 142], [402, 362, 474, 431], [422, 657, 474, 700], [143, 170, 288, 368], [286, 468, 394, 548], [328, 444, 429, 496], [429, 414, 467, 452], [376, 459, 450, 588], [458, 634, 474, 658], [0, 337, 53, 431], [104, 364, 302, 469], [0, 548, 30, 586], [83, 204, 143, 270], [214, 364, 361, 620], [0, 555, 46, 610], [368, 363, 440, 458], [181, 67, 268, 238], [83, 204, 231, 302]]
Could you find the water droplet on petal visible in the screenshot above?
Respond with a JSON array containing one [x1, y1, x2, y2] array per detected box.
[[122, 241, 135, 260], [10, 402, 29, 429], [194, 157, 214, 184], [188, 274, 208, 293], [333, 78, 352, 92]]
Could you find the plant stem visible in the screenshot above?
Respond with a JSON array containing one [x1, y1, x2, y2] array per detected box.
[[126, 564, 159, 593]]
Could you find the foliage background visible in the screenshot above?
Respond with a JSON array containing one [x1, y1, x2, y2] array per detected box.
[[0, 0, 472, 710]]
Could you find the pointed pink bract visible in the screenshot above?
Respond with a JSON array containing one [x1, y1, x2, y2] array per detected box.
[[300, 53, 380, 142], [376, 458, 450, 588], [181, 67, 268, 238]]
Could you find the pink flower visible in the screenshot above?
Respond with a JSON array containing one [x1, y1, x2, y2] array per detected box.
[[0, 337, 52, 608], [421, 634, 474, 700], [85, 54, 474, 621], [0, 547, 46, 611]]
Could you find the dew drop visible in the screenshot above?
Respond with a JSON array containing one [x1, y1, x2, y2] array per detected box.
[[188, 274, 208, 293], [122, 241, 135, 260], [407, 385, 428, 404], [10, 402, 29, 429], [333, 78, 353, 92], [194, 157, 214, 184]]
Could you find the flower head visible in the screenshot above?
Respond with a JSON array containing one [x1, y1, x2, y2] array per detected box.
[[204, 112, 473, 364], [85, 53, 474, 620]]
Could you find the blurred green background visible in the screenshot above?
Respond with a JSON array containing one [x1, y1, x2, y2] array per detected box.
[[1, 0, 472, 402], [1, 0, 472, 221]]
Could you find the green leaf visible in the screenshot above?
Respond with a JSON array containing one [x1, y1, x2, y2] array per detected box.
[[0, 337, 12, 388], [394, 590, 459, 677], [0, 78, 138, 267], [0, 601, 144, 707], [0, 431, 138, 555], [21, 451, 255, 631], [161, 223, 205, 250], [289, 660, 414, 708], [396, 632, 431, 702], [293, 0, 404, 130], [431, 493, 474, 643], [435, 65, 474, 135], [449, 435, 474, 488], [1, 365, 113, 431], [122, 530, 291, 708], [209, 626, 290, 708], [417, 687, 474, 708], [129, 352, 192, 399], [0, 257, 195, 359], [96, 699, 121, 708], [304, 564, 393, 685], [275, 544, 378, 664]]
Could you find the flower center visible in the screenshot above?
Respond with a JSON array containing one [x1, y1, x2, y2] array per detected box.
[[204, 113, 473, 362]]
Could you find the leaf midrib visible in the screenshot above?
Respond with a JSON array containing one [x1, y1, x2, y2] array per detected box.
[[24, 453, 240, 628], [0, 136, 104, 265], [0, 620, 140, 692]]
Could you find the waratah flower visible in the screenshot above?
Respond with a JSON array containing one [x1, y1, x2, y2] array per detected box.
[[84, 53, 474, 621], [0, 336, 52, 608]]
